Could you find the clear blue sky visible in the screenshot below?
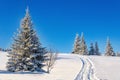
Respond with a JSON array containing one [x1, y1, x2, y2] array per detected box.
[[0, 0, 120, 53]]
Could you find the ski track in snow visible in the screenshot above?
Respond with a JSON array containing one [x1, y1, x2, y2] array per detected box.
[[75, 56, 99, 80]]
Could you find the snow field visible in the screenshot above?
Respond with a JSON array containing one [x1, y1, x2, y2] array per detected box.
[[0, 53, 82, 80], [89, 56, 120, 80], [75, 56, 99, 80], [0, 52, 120, 80]]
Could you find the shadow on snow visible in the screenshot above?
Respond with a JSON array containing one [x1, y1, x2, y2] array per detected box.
[[0, 70, 46, 74]]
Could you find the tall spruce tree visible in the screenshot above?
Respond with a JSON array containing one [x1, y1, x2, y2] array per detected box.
[[94, 42, 100, 55], [72, 33, 81, 54], [79, 33, 88, 55], [89, 43, 94, 55], [105, 37, 115, 56], [7, 7, 46, 72]]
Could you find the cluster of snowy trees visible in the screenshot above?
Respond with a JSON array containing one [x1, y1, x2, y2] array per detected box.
[[7, 7, 57, 73], [0, 48, 11, 52], [73, 33, 116, 56], [89, 42, 100, 55], [72, 33, 88, 55]]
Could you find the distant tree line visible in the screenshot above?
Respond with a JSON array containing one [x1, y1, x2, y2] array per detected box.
[[0, 48, 11, 52], [72, 33, 118, 56]]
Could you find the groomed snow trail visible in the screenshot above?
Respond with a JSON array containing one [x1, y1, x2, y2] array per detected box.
[[75, 56, 99, 80]]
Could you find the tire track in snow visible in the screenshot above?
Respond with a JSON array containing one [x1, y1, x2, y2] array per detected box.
[[75, 56, 99, 80]]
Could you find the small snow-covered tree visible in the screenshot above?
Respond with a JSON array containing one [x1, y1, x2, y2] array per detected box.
[[94, 42, 100, 55], [72, 33, 81, 54], [89, 43, 94, 55], [7, 7, 46, 72], [105, 37, 115, 56], [116, 52, 120, 56], [45, 49, 58, 73], [79, 33, 88, 55]]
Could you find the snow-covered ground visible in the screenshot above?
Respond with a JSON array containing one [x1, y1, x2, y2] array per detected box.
[[0, 52, 82, 80], [89, 56, 120, 80], [0, 52, 120, 80], [75, 56, 99, 80]]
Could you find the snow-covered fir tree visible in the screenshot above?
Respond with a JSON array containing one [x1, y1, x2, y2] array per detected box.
[[79, 33, 88, 55], [72, 33, 81, 54], [105, 37, 115, 56], [7, 7, 46, 72], [89, 43, 94, 55], [94, 42, 100, 55]]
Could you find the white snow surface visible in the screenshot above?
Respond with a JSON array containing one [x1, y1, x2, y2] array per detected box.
[[75, 56, 99, 80], [89, 56, 120, 80], [0, 52, 120, 80], [0, 52, 82, 80]]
